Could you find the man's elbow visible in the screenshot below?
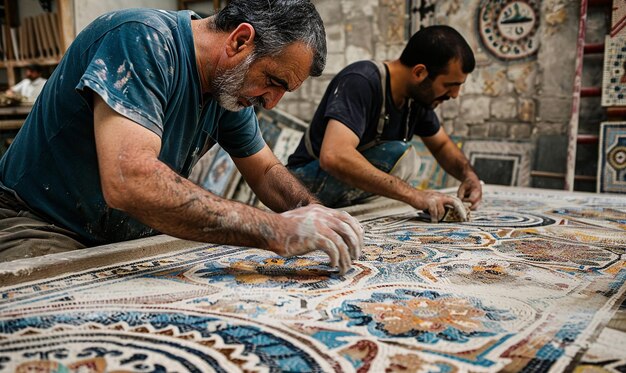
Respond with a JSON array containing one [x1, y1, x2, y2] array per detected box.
[[319, 151, 341, 174], [100, 180, 133, 211], [99, 167, 150, 211]]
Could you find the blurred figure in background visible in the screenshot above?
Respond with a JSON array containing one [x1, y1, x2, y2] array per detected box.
[[6, 64, 47, 104]]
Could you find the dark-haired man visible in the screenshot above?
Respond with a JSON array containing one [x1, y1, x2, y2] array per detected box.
[[0, 0, 362, 274], [287, 25, 482, 222]]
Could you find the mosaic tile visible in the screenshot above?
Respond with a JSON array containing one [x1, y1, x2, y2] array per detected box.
[[602, 36, 626, 107], [598, 122, 626, 193], [462, 140, 533, 186], [1, 186, 626, 371]]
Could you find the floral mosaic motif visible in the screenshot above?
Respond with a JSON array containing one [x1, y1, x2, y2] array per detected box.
[[419, 258, 578, 295], [494, 239, 619, 270], [373, 228, 497, 248], [532, 226, 626, 248], [186, 254, 345, 289], [189, 293, 306, 320], [359, 243, 443, 263], [552, 207, 626, 222], [331, 289, 515, 344]]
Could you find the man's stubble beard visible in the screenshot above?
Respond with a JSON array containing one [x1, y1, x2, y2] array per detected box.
[[409, 77, 450, 109], [211, 53, 258, 112]]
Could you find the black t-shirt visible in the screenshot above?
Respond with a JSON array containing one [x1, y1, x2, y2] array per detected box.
[[287, 60, 440, 167]]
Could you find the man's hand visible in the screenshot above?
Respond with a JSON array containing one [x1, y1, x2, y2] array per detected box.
[[269, 204, 364, 275], [457, 173, 482, 210], [410, 190, 469, 223]]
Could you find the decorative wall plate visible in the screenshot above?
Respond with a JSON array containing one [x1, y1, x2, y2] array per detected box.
[[478, 0, 541, 60]]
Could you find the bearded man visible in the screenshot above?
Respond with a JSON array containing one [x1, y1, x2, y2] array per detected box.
[[287, 25, 482, 222], [0, 0, 363, 275]]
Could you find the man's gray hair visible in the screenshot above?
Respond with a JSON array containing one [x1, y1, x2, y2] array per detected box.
[[213, 0, 326, 77]]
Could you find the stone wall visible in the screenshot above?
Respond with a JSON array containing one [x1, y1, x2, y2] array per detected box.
[[276, 0, 408, 120], [277, 0, 605, 191]]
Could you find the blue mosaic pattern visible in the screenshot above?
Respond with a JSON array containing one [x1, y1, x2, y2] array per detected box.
[[1, 186, 625, 371]]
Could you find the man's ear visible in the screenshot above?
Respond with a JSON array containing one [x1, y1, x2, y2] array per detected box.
[[412, 64, 429, 83], [225, 23, 255, 57]]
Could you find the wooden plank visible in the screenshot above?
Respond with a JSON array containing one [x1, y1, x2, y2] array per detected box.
[[2, 0, 14, 60], [57, 0, 74, 53], [36, 14, 52, 58], [565, 0, 588, 191], [0, 119, 24, 130], [42, 13, 57, 57], [24, 17, 34, 60], [47, 12, 61, 57], [33, 14, 46, 58], [17, 23, 24, 61]]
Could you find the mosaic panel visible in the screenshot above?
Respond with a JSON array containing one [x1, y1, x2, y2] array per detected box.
[[462, 140, 533, 186], [1, 186, 626, 371], [602, 36, 626, 107], [598, 121, 626, 193], [197, 146, 240, 198]]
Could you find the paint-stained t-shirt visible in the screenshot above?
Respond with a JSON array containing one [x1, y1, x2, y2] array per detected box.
[[287, 60, 440, 167], [0, 9, 265, 246]]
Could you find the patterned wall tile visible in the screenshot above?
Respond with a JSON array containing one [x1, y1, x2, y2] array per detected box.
[[597, 122, 626, 193], [602, 35, 626, 107], [462, 140, 533, 186]]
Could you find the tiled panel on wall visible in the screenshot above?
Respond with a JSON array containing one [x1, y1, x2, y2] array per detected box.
[[198, 147, 241, 199], [462, 140, 533, 186], [597, 122, 626, 193], [602, 35, 626, 107]]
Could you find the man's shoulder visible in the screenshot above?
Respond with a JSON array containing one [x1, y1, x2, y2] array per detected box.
[[333, 60, 382, 92], [339, 60, 380, 78], [88, 8, 181, 35]]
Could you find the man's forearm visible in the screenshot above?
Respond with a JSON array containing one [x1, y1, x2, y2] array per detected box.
[[324, 153, 418, 206], [254, 163, 319, 212], [116, 159, 282, 249], [432, 141, 477, 181]]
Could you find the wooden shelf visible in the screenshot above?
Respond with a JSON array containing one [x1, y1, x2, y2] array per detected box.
[[0, 58, 60, 69], [0, 0, 74, 86]]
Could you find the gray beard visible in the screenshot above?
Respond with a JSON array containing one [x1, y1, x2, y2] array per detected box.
[[211, 54, 256, 112]]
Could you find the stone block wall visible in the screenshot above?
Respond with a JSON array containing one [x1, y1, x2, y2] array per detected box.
[[278, 0, 583, 138], [276, 0, 408, 120]]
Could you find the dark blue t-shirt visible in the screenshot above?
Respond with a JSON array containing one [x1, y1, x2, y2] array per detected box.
[[287, 60, 440, 167], [0, 9, 265, 245]]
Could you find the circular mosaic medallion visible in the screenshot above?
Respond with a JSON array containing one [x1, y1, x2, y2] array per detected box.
[[478, 0, 540, 60], [608, 145, 626, 170]]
